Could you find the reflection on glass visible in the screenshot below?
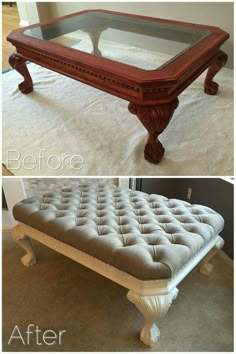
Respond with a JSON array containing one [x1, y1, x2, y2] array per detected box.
[[24, 12, 211, 70]]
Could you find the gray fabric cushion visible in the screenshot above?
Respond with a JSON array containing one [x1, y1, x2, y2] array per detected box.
[[13, 183, 224, 280]]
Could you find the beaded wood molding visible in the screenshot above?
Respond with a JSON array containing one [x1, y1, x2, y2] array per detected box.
[[15, 44, 172, 95]]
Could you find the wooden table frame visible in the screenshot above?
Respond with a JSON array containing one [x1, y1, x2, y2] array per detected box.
[[7, 10, 229, 163], [12, 222, 224, 346]]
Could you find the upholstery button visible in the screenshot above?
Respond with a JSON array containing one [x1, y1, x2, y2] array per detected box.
[[14, 183, 224, 281]]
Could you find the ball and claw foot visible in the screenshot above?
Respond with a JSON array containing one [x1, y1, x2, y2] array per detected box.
[[140, 322, 160, 347], [144, 139, 165, 164], [12, 227, 36, 267], [204, 50, 228, 95], [204, 81, 219, 96], [127, 287, 179, 347], [9, 52, 33, 94], [199, 237, 224, 276], [199, 262, 214, 276], [128, 98, 179, 164], [18, 81, 33, 94], [21, 253, 37, 267]]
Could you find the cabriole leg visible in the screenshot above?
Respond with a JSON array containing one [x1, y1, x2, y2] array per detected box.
[[127, 288, 179, 346], [199, 237, 224, 276], [9, 52, 33, 94], [12, 227, 36, 267], [86, 30, 103, 56], [204, 50, 228, 95], [128, 98, 179, 164]]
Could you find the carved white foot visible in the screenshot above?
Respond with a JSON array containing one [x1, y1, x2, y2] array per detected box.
[[199, 262, 214, 276], [199, 237, 224, 276], [12, 227, 36, 267], [127, 287, 178, 346], [141, 321, 160, 347]]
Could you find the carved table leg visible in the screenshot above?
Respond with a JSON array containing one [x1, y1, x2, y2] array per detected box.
[[12, 228, 36, 267], [199, 237, 224, 276], [204, 50, 228, 95], [86, 30, 103, 56], [128, 98, 179, 163], [9, 52, 33, 94], [127, 288, 179, 346]]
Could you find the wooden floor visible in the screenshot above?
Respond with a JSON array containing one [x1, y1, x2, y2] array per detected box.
[[3, 4, 19, 176], [2, 3, 20, 71]]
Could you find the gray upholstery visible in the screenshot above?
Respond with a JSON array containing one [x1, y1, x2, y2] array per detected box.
[[23, 178, 117, 197], [13, 183, 224, 280]]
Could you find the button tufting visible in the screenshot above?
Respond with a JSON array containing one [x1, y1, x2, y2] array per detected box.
[[13, 183, 224, 281]]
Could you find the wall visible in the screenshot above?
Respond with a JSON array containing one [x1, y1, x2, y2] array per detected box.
[[17, 2, 40, 26], [140, 178, 233, 259], [47, 2, 234, 69], [2, 178, 26, 226], [37, 2, 53, 22]]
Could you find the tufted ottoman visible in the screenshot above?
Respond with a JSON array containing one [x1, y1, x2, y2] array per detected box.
[[12, 183, 224, 346]]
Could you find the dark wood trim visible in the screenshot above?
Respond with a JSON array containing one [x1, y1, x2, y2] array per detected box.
[[7, 9, 229, 84]]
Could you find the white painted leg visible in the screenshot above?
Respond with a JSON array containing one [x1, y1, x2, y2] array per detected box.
[[199, 236, 224, 276], [127, 287, 178, 346], [12, 227, 36, 267]]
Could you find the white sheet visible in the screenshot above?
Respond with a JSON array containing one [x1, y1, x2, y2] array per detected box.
[[2, 54, 233, 176]]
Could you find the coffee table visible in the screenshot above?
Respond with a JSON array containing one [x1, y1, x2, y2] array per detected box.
[[12, 183, 225, 346], [7, 10, 229, 163]]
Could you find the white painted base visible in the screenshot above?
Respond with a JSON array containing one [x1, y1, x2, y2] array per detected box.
[[11, 222, 224, 346], [127, 288, 179, 346], [12, 228, 36, 267], [199, 237, 224, 276]]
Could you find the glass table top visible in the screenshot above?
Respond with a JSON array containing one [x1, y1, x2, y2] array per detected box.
[[24, 11, 211, 71]]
